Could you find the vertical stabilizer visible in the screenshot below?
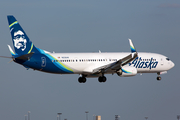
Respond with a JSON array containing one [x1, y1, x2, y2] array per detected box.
[[7, 15, 39, 56]]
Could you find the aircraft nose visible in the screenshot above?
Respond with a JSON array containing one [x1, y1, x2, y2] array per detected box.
[[171, 62, 175, 68], [170, 61, 175, 69]]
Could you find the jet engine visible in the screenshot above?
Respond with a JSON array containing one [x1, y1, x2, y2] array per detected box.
[[117, 66, 137, 77]]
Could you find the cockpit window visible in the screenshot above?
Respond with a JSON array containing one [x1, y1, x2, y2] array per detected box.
[[166, 58, 170, 61]]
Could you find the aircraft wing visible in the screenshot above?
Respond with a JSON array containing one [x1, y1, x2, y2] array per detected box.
[[92, 39, 138, 74]]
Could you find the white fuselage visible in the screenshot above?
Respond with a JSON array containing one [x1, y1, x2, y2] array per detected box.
[[48, 52, 174, 75]]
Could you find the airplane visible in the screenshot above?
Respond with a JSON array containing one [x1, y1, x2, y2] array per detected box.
[[3, 15, 174, 83]]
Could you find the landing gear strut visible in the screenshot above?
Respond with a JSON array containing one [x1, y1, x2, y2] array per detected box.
[[157, 72, 161, 81]]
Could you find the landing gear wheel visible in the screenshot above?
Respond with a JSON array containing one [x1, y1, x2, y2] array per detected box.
[[157, 72, 161, 81], [78, 77, 86, 83], [98, 76, 107, 83], [157, 76, 161, 81]]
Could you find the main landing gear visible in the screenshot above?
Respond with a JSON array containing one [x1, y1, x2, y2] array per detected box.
[[78, 75, 107, 83], [98, 76, 107, 83], [157, 72, 161, 81], [78, 76, 86, 83]]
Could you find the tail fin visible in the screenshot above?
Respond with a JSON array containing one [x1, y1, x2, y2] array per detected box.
[[7, 15, 40, 56]]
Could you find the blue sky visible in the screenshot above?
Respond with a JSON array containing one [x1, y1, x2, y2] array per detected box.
[[0, 0, 180, 120]]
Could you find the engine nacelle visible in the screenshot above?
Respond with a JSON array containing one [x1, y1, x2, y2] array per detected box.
[[117, 66, 137, 77]]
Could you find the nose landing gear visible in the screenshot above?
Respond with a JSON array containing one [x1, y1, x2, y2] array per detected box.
[[157, 72, 161, 81], [157, 76, 161, 80]]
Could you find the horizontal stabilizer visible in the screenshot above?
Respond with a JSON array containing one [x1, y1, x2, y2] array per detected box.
[[0, 56, 13, 59], [15, 52, 34, 60]]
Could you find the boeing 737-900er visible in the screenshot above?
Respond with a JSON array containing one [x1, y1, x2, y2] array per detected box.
[[2, 15, 175, 83]]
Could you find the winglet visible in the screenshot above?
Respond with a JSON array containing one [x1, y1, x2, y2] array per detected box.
[[129, 39, 136, 53], [7, 45, 16, 56]]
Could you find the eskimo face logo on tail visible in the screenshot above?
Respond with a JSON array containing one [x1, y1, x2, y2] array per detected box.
[[13, 30, 27, 51]]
